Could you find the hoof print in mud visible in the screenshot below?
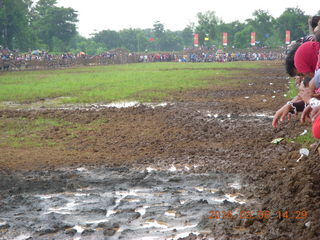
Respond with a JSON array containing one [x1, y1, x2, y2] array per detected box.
[[81, 228, 95, 236], [65, 228, 77, 236]]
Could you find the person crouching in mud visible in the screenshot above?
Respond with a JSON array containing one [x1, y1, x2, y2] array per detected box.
[[273, 16, 320, 139]]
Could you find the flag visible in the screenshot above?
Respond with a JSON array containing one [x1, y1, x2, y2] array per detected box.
[[285, 30, 290, 44], [250, 32, 256, 46], [194, 34, 199, 47], [149, 37, 155, 41], [223, 32, 228, 46]]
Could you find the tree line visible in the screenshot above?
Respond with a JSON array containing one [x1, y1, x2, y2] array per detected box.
[[0, 0, 319, 54]]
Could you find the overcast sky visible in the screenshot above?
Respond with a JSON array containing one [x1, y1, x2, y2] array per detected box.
[[56, 0, 319, 37]]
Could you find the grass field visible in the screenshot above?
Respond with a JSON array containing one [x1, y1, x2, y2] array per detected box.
[[0, 61, 315, 149], [0, 62, 263, 104]]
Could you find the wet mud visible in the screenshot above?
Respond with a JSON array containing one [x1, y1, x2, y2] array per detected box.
[[0, 61, 319, 239], [0, 167, 246, 240]]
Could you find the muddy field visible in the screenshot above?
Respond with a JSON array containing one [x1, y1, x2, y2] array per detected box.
[[0, 62, 319, 240]]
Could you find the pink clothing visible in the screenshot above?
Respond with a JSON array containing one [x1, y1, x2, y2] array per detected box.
[[312, 114, 320, 139], [294, 41, 320, 73]]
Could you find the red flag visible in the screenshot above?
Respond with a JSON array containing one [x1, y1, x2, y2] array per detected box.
[[149, 37, 155, 41], [285, 30, 290, 44], [223, 32, 228, 46], [194, 34, 199, 47], [250, 32, 256, 46]]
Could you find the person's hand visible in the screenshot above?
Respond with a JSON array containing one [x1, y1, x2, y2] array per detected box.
[[300, 105, 312, 123], [312, 92, 320, 99], [310, 106, 320, 122], [272, 104, 293, 128]]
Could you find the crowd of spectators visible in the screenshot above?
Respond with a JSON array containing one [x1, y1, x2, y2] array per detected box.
[[0, 47, 286, 71], [137, 49, 285, 63]]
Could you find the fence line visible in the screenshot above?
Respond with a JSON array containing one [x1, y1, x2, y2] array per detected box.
[[0, 50, 286, 71]]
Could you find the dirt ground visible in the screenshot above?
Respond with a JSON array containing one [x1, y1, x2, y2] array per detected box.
[[0, 61, 319, 239]]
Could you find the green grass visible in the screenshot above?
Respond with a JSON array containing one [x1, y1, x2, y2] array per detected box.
[[0, 117, 68, 147], [286, 78, 318, 146], [0, 62, 263, 104], [287, 131, 316, 148], [287, 78, 298, 99], [0, 116, 110, 148], [0, 61, 266, 147]]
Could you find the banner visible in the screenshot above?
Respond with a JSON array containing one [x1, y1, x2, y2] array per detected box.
[[285, 30, 291, 44], [250, 32, 256, 46], [194, 34, 199, 47], [223, 32, 228, 46]]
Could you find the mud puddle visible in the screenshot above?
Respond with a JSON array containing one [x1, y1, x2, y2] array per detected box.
[[0, 99, 171, 111], [0, 166, 247, 240]]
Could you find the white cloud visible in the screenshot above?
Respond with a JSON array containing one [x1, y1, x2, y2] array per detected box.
[[56, 0, 318, 37]]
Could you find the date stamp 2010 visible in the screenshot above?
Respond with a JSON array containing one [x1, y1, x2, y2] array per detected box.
[[208, 210, 308, 220]]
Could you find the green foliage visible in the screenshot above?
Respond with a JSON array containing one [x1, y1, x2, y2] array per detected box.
[[92, 30, 121, 50], [32, 0, 78, 51], [0, 4, 316, 52], [234, 25, 254, 48], [119, 28, 149, 52], [276, 8, 309, 42], [0, 0, 31, 50], [216, 21, 246, 48], [247, 10, 275, 46], [195, 11, 218, 46], [68, 34, 106, 55], [181, 25, 194, 47]]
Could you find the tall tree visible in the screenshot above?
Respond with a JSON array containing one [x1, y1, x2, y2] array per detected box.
[[0, 0, 31, 50], [92, 30, 121, 50], [233, 25, 254, 48], [195, 11, 218, 46], [32, 0, 78, 51], [276, 7, 309, 42], [159, 30, 183, 51], [247, 10, 275, 46], [119, 28, 143, 52], [216, 21, 245, 48], [181, 24, 194, 48], [152, 20, 165, 51]]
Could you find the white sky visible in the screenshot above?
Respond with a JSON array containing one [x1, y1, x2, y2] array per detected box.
[[56, 0, 319, 37]]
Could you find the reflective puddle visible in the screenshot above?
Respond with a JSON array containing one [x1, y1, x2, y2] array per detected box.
[[0, 166, 248, 240]]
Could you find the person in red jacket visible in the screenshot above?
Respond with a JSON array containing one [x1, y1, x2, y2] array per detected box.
[[272, 41, 320, 128], [300, 45, 320, 139]]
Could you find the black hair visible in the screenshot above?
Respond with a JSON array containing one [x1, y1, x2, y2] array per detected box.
[[316, 30, 320, 42], [310, 16, 320, 30], [303, 76, 312, 87], [285, 42, 301, 77]]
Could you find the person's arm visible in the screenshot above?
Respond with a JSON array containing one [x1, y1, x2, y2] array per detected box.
[[272, 99, 300, 128], [301, 97, 320, 123]]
